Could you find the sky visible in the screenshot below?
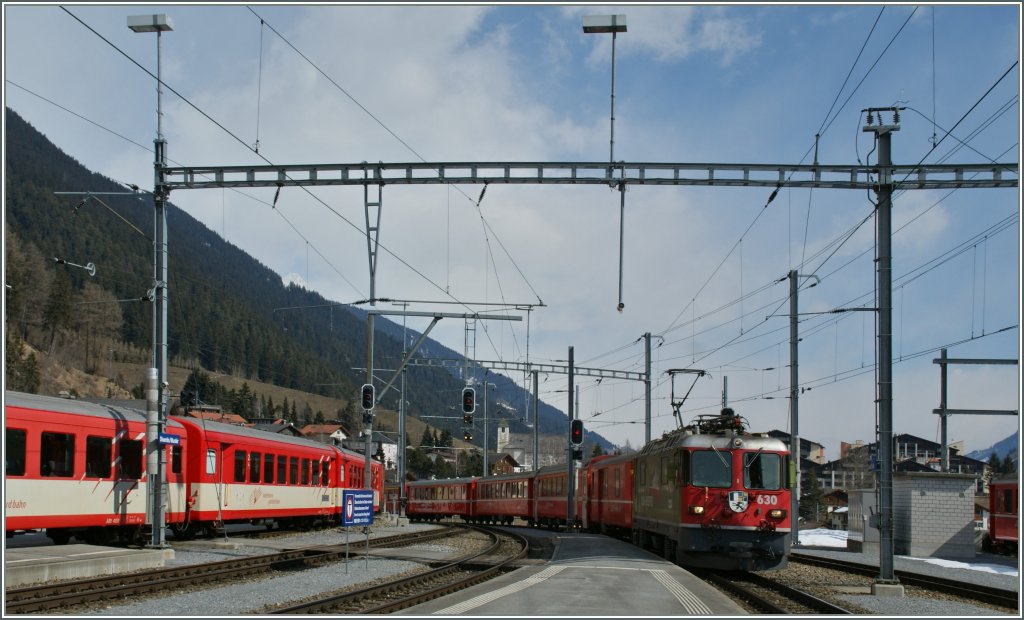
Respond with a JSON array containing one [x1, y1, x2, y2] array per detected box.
[[2, 3, 1021, 461]]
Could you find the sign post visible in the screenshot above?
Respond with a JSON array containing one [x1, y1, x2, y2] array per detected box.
[[341, 490, 374, 572]]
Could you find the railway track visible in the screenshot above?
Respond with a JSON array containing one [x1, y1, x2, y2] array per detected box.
[[790, 552, 1019, 611], [697, 569, 855, 614], [265, 526, 529, 614], [4, 526, 461, 613]]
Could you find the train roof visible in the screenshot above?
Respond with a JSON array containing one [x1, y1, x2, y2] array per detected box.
[[4, 390, 185, 430], [408, 476, 476, 485], [174, 416, 338, 452], [640, 428, 789, 455]]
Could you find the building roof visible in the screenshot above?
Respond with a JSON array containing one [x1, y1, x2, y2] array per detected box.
[[186, 410, 249, 425], [251, 422, 303, 436], [300, 424, 348, 437]]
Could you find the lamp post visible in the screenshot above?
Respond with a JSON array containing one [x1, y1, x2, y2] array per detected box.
[[583, 15, 628, 311], [583, 14, 627, 164], [128, 12, 173, 550], [482, 381, 496, 478]]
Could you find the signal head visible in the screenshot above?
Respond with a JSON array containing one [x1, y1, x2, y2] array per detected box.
[[360, 383, 375, 410], [461, 387, 476, 414], [570, 419, 584, 446]]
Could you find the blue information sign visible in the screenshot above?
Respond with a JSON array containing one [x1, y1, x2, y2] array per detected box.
[[341, 490, 375, 527], [158, 433, 181, 446]]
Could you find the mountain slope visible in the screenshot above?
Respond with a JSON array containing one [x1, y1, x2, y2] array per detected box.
[[966, 431, 1019, 466], [4, 106, 612, 452]]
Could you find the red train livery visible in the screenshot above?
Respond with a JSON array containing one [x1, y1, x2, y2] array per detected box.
[[4, 391, 383, 545], [983, 475, 1018, 555], [406, 407, 792, 571]]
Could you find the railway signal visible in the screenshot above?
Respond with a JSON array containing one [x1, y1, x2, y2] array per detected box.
[[361, 383, 375, 411], [570, 419, 584, 446], [463, 430, 473, 441], [462, 387, 476, 415]]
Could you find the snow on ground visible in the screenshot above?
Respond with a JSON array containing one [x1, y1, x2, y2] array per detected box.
[[797, 528, 1019, 577], [797, 527, 849, 547]]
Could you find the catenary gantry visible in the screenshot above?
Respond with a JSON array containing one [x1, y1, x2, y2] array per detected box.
[[161, 161, 1017, 191]]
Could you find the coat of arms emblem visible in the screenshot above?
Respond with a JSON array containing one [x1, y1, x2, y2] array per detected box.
[[728, 490, 749, 512]]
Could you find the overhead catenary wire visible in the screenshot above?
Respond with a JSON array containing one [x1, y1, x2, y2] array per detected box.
[[60, 7, 491, 323], [246, 7, 543, 310]]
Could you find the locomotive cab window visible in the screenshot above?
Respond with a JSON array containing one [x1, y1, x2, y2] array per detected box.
[[85, 436, 112, 478], [690, 450, 731, 488], [743, 451, 782, 490], [6, 428, 26, 476], [118, 439, 143, 480], [40, 432, 75, 477]]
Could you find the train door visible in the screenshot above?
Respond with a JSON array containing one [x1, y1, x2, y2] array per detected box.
[[201, 442, 229, 520], [112, 429, 145, 525], [164, 442, 186, 524]]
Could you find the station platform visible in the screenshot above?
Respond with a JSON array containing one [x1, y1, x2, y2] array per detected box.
[[4, 543, 171, 588], [396, 530, 749, 616]]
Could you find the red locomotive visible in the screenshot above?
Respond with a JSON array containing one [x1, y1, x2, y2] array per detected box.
[[983, 475, 1018, 555], [627, 408, 790, 570], [4, 390, 383, 545], [405, 407, 792, 571]]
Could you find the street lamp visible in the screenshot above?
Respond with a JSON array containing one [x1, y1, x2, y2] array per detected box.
[[129, 12, 172, 551], [583, 14, 627, 164]]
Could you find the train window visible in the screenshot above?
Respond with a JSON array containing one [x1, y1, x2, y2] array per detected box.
[[85, 436, 112, 478], [690, 450, 731, 488], [206, 449, 217, 475], [5, 429, 27, 476], [637, 462, 647, 485], [312, 460, 320, 485], [171, 445, 182, 475], [6, 428, 26, 476], [264, 454, 275, 484], [662, 456, 676, 485], [678, 451, 690, 488], [277, 455, 287, 485], [1003, 489, 1013, 512], [234, 450, 247, 483], [40, 432, 75, 477], [614, 469, 621, 497], [250, 451, 261, 483], [301, 458, 310, 485], [119, 439, 143, 480], [321, 461, 330, 486], [743, 452, 782, 490], [289, 457, 299, 485]]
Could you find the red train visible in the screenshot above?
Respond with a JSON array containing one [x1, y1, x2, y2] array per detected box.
[[406, 407, 792, 571], [4, 390, 383, 545], [983, 475, 1018, 555]]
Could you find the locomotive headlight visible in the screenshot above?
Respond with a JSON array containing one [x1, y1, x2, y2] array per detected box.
[[768, 509, 786, 519], [733, 438, 743, 448], [689, 506, 705, 515]]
